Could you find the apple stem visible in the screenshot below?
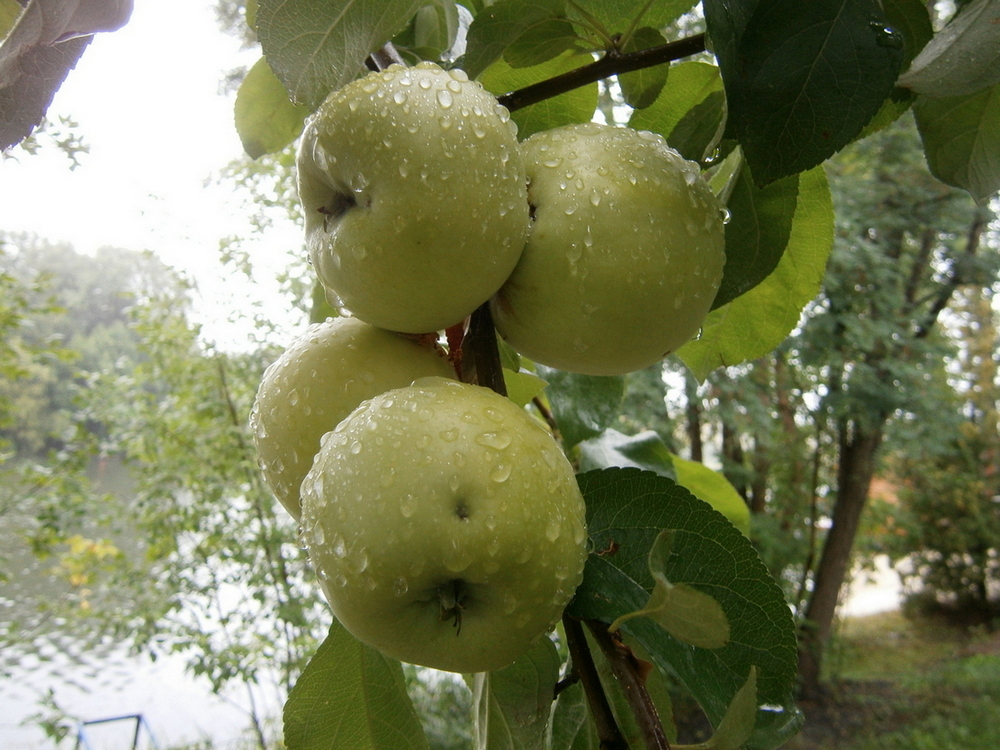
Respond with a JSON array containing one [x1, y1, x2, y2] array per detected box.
[[586, 619, 672, 750], [366, 42, 407, 71], [563, 614, 629, 750], [498, 33, 707, 113], [460, 303, 507, 397]]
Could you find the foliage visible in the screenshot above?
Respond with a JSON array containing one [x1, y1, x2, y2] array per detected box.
[[875, 288, 1000, 622]]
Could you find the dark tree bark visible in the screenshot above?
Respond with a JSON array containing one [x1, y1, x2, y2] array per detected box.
[[798, 419, 884, 697]]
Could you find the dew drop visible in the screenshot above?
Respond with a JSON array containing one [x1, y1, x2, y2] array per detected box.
[[399, 494, 416, 518], [545, 518, 561, 542], [476, 431, 512, 450], [393, 577, 409, 596], [440, 428, 459, 442], [490, 463, 512, 483], [393, 90, 407, 105], [437, 89, 454, 109]]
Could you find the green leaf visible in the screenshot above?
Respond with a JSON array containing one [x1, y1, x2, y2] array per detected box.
[[670, 453, 750, 536], [855, 0, 935, 139], [471, 636, 560, 750], [608, 530, 731, 649], [479, 51, 599, 139], [568, 468, 801, 750], [883, 0, 934, 72], [235, 57, 310, 158], [573, 0, 697, 36], [704, 0, 904, 184], [705, 667, 758, 750], [394, 1, 461, 61], [284, 620, 429, 750], [536, 365, 625, 449], [504, 17, 579, 68], [578, 428, 677, 480], [463, 0, 567, 79], [711, 159, 799, 310], [0, 0, 22, 41], [549, 680, 598, 750], [618, 27, 669, 109], [256, 0, 425, 108], [629, 60, 724, 162], [913, 84, 1000, 202], [678, 166, 834, 380], [897, 0, 1000, 98], [502, 367, 548, 407]]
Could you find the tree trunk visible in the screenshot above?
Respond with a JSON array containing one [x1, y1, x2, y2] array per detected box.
[[685, 374, 703, 463], [798, 419, 885, 697]]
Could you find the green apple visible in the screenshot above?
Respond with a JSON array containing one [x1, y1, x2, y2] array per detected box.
[[491, 122, 726, 376], [298, 62, 530, 334], [250, 316, 454, 520], [299, 377, 588, 673]]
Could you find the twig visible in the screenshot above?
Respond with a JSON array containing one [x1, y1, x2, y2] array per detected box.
[[586, 620, 671, 750], [563, 615, 629, 750], [498, 33, 707, 113], [461, 303, 507, 396]]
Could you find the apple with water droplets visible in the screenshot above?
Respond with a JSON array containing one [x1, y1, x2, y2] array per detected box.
[[298, 62, 530, 334], [250, 316, 454, 520], [299, 377, 588, 673], [491, 122, 727, 375]]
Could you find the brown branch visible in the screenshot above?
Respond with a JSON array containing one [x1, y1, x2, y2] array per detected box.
[[498, 33, 707, 113], [914, 209, 989, 340], [586, 621, 671, 750], [460, 302, 507, 396], [563, 615, 629, 750]]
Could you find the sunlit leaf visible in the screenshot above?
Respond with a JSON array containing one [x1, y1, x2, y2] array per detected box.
[[670, 453, 750, 536], [678, 166, 834, 380], [479, 51, 599, 138], [235, 57, 310, 158]]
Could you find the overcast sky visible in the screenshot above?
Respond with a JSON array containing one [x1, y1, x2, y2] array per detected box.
[[1, 0, 301, 348]]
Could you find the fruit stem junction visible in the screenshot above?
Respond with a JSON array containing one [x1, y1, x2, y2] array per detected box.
[[438, 579, 468, 636]]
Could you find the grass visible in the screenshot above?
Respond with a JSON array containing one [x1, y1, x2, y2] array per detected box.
[[785, 610, 1000, 750]]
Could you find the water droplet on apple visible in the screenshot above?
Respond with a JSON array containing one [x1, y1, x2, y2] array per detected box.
[[353, 549, 369, 573], [437, 89, 454, 109], [476, 431, 512, 449], [393, 577, 409, 596], [453, 451, 467, 468], [490, 463, 512, 483], [503, 592, 519, 614], [440, 428, 459, 442], [332, 534, 347, 558], [545, 518, 561, 542]]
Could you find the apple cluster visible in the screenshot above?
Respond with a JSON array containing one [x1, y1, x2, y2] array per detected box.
[[251, 61, 727, 673]]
